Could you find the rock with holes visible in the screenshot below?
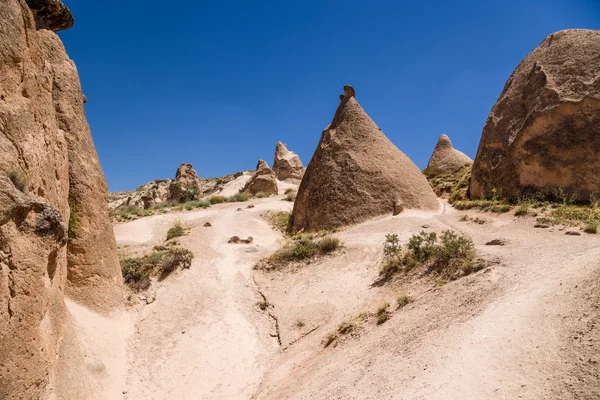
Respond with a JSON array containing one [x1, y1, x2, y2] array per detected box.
[[273, 142, 305, 183], [471, 30, 600, 201], [291, 85, 439, 231], [426, 134, 472, 176]]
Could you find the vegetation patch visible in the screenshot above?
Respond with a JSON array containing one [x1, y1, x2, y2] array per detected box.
[[261, 210, 291, 234], [283, 188, 297, 202], [257, 233, 342, 270], [425, 165, 471, 202], [380, 230, 482, 283], [121, 247, 194, 291], [397, 295, 412, 309], [227, 192, 253, 202], [5, 169, 28, 192], [166, 220, 188, 241]]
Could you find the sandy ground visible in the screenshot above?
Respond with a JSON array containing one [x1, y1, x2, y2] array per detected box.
[[110, 194, 599, 399]]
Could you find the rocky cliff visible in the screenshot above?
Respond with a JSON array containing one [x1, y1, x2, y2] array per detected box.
[[0, 1, 122, 398]]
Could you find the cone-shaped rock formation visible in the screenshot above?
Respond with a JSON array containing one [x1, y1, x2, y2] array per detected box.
[[272, 142, 305, 183], [291, 85, 439, 231], [471, 29, 600, 200], [426, 134, 472, 176]]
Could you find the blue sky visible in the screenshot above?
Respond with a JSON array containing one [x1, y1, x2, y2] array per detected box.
[[59, 1, 599, 191]]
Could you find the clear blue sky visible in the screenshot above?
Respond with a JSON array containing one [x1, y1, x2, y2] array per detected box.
[[59, 0, 599, 191]]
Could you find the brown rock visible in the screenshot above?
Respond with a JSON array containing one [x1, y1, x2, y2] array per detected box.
[[426, 134, 472, 176], [0, 2, 121, 398], [26, 0, 74, 31], [393, 200, 404, 216], [273, 142, 305, 183], [204, 222, 212, 227], [471, 30, 600, 201], [242, 160, 278, 195], [291, 85, 439, 231], [168, 163, 202, 202]]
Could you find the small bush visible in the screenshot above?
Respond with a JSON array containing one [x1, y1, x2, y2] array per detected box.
[[337, 321, 356, 334], [166, 220, 186, 240], [584, 220, 598, 234], [316, 237, 341, 253], [284, 188, 296, 195], [514, 204, 529, 216], [379, 230, 480, 283], [227, 192, 253, 202], [120, 247, 194, 291], [376, 303, 390, 325], [68, 200, 80, 239], [323, 333, 337, 348], [255, 192, 271, 198], [295, 320, 305, 328], [397, 295, 412, 309], [262, 210, 292, 234], [6, 170, 27, 192], [181, 199, 210, 210], [256, 300, 271, 311], [284, 191, 297, 202], [265, 234, 342, 268], [209, 195, 226, 204]]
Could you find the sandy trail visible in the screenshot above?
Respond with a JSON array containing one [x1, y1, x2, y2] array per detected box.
[[115, 200, 290, 399], [113, 197, 599, 399]]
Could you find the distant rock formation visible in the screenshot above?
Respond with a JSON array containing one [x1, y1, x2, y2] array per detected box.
[[471, 29, 600, 201], [168, 163, 203, 202], [0, 1, 121, 398], [291, 85, 439, 231], [426, 134, 472, 176], [272, 142, 305, 183], [242, 160, 278, 195]]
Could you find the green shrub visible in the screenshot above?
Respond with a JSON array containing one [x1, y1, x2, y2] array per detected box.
[[284, 188, 296, 195], [376, 303, 390, 325], [397, 295, 412, 309], [120, 247, 194, 291], [6, 170, 27, 192], [316, 237, 341, 253], [166, 220, 186, 240], [227, 192, 252, 202], [284, 191, 297, 202], [255, 192, 271, 198], [265, 234, 342, 268], [209, 195, 226, 204], [68, 201, 80, 239], [584, 220, 598, 234], [379, 230, 480, 282], [262, 210, 291, 234]]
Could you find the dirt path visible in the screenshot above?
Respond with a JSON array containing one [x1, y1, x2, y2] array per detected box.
[[113, 198, 599, 399], [114, 200, 290, 399]]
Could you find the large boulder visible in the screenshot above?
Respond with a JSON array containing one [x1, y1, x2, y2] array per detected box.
[[242, 160, 278, 195], [471, 29, 600, 201], [272, 142, 304, 183], [0, 1, 122, 398], [291, 85, 439, 231], [168, 163, 202, 202], [426, 134, 472, 176]]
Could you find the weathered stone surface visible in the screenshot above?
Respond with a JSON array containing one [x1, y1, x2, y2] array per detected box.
[[426, 134, 472, 176], [272, 142, 305, 183], [0, 1, 120, 398], [242, 160, 278, 195], [25, 0, 74, 31], [291, 85, 439, 231], [471, 29, 600, 201]]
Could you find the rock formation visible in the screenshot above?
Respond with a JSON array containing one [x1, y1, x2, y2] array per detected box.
[[272, 142, 305, 183], [168, 163, 202, 202], [426, 134, 473, 176], [0, 1, 121, 398], [242, 160, 278, 195], [470, 29, 600, 200], [291, 85, 439, 231]]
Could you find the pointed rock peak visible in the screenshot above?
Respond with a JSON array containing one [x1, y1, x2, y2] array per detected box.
[[291, 86, 439, 231], [436, 134, 453, 149], [427, 134, 473, 176], [273, 142, 304, 183], [275, 142, 289, 154], [256, 159, 270, 171]]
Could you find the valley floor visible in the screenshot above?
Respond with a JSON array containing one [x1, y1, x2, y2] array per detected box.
[[106, 190, 599, 399]]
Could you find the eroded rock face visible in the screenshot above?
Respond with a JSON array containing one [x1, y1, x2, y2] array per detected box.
[[242, 160, 278, 195], [272, 142, 304, 183], [0, 1, 121, 398], [426, 134, 472, 176], [291, 85, 439, 231], [471, 29, 600, 200]]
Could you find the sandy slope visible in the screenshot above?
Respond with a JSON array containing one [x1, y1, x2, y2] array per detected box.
[[113, 195, 599, 399]]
